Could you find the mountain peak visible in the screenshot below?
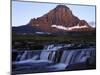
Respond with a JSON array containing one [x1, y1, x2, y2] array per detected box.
[[55, 5, 70, 9], [26, 5, 93, 32], [28, 5, 79, 26]]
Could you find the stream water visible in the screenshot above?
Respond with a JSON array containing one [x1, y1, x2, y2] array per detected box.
[[12, 43, 96, 74]]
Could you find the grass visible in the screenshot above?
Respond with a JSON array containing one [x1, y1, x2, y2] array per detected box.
[[12, 32, 96, 50], [12, 32, 96, 44]]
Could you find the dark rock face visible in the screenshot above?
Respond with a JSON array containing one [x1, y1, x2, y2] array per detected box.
[[13, 5, 94, 33], [29, 5, 79, 26]]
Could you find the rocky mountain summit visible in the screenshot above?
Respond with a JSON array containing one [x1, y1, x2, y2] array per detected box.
[[13, 5, 95, 33]]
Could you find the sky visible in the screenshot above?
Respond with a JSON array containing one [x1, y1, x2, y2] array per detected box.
[[12, 1, 96, 27]]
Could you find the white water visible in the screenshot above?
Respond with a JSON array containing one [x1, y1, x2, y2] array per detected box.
[[14, 44, 95, 70], [61, 49, 95, 65], [40, 44, 63, 61], [45, 48, 95, 70], [20, 51, 28, 61]]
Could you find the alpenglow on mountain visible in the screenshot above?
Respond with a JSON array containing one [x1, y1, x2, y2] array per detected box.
[[13, 5, 95, 33]]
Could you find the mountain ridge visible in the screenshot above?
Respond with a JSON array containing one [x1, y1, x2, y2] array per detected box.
[[12, 5, 95, 33]]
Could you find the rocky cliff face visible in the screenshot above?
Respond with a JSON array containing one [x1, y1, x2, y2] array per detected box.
[[15, 5, 94, 33], [28, 5, 79, 26]]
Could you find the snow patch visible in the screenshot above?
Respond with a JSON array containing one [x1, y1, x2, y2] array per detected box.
[[51, 24, 88, 30], [35, 32, 45, 34], [52, 25, 68, 30], [35, 32, 50, 34]]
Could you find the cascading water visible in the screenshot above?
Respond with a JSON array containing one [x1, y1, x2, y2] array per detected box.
[[20, 51, 28, 61], [13, 44, 96, 70], [14, 44, 69, 62], [60, 48, 95, 66], [14, 50, 41, 61], [40, 44, 62, 61], [12, 43, 96, 74]]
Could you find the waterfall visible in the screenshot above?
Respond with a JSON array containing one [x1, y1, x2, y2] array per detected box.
[[60, 51, 70, 63], [14, 44, 72, 62], [20, 51, 28, 61], [40, 44, 56, 60], [49, 51, 56, 61], [60, 48, 95, 66], [15, 50, 40, 61], [40, 44, 67, 61], [13, 43, 96, 68], [15, 51, 23, 61]]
